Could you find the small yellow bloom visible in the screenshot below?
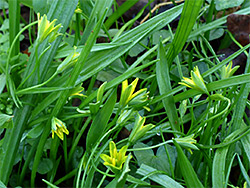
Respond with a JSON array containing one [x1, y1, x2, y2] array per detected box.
[[128, 114, 155, 145], [179, 66, 209, 95], [100, 141, 128, 174], [69, 85, 86, 98], [221, 61, 239, 79], [51, 117, 69, 140], [37, 13, 62, 43], [175, 134, 198, 154], [57, 47, 80, 73], [119, 78, 149, 108]]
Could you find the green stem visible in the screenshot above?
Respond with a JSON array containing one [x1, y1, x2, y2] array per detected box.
[[127, 140, 173, 152], [91, 159, 115, 177], [17, 45, 52, 90], [54, 168, 78, 185], [96, 169, 110, 188], [67, 117, 91, 167], [16, 71, 57, 95], [197, 126, 250, 149], [6, 21, 38, 75]]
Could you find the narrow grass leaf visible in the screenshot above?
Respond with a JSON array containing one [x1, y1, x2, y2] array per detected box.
[[189, 7, 250, 39], [212, 146, 229, 188], [0, 74, 6, 94], [173, 140, 204, 188], [79, 0, 113, 44], [231, 50, 250, 130], [237, 154, 250, 186], [166, 0, 203, 67], [86, 89, 116, 152], [104, 0, 139, 29], [137, 164, 184, 188], [157, 41, 180, 131], [241, 122, 250, 163], [212, 128, 245, 188]]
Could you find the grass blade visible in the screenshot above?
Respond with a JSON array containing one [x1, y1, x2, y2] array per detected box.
[[173, 140, 204, 188], [157, 41, 180, 131], [137, 164, 184, 188], [166, 0, 203, 67]]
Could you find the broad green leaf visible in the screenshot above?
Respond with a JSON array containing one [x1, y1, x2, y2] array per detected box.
[[209, 28, 224, 41], [86, 89, 117, 152], [29, 158, 53, 175], [27, 124, 44, 139], [133, 142, 176, 175], [137, 164, 184, 188], [173, 140, 204, 188]]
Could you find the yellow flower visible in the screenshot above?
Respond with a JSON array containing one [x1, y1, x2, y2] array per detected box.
[[51, 117, 69, 140], [37, 13, 62, 43], [128, 114, 155, 145], [100, 141, 128, 174], [119, 78, 149, 108], [175, 134, 198, 154], [69, 85, 86, 98], [221, 61, 239, 79], [179, 66, 209, 95], [57, 47, 80, 73]]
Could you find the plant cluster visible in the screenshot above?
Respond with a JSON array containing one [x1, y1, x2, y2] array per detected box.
[[0, 0, 250, 187]]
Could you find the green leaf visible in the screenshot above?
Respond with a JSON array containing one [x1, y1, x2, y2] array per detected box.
[[237, 154, 250, 186], [137, 164, 184, 188], [241, 128, 250, 163], [33, 0, 51, 15], [157, 41, 180, 131], [212, 145, 229, 188], [0, 180, 7, 188], [0, 114, 13, 129], [209, 28, 224, 41], [173, 140, 204, 188], [133, 142, 176, 176], [86, 89, 117, 152], [27, 124, 44, 139], [166, 0, 203, 67], [189, 7, 250, 40], [214, 0, 244, 10], [79, 0, 113, 44], [212, 128, 245, 188], [0, 74, 6, 94], [104, 0, 139, 29], [29, 158, 53, 175]]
